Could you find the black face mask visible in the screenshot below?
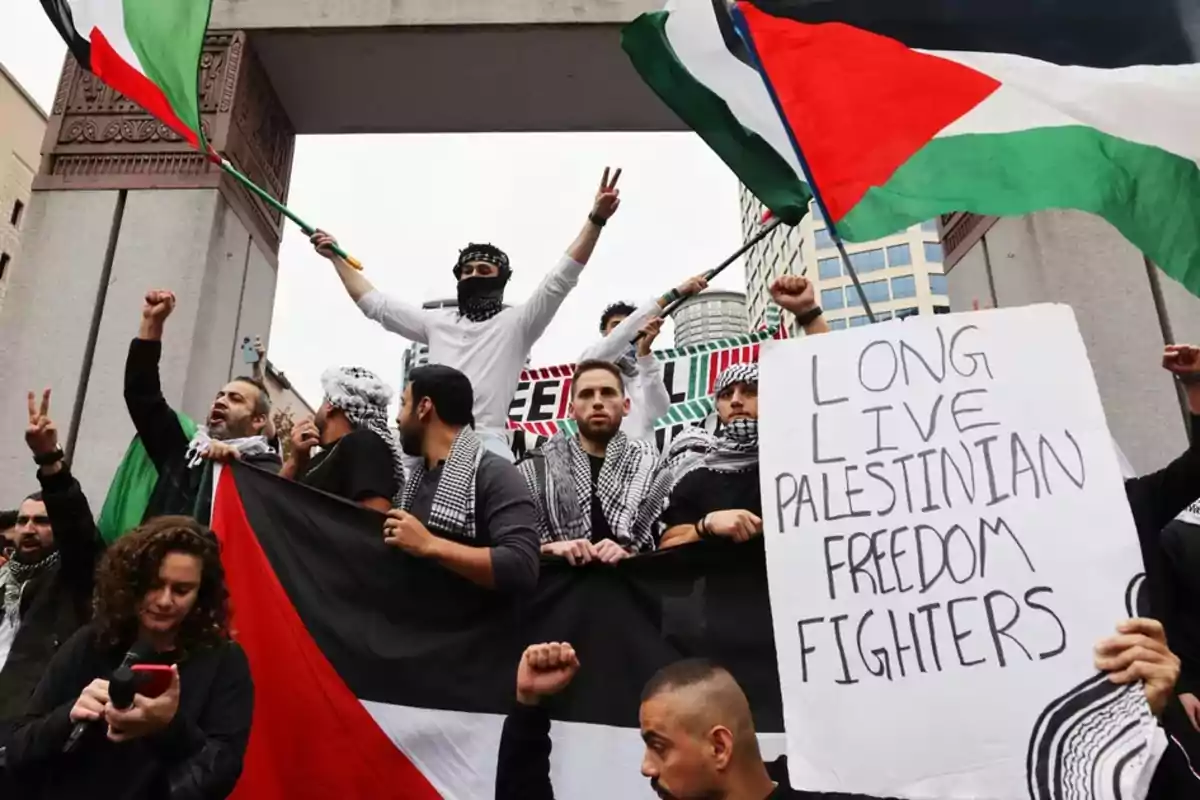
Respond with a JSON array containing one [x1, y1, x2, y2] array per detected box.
[[457, 275, 509, 322]]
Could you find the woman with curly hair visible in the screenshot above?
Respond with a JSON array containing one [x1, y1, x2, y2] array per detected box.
[[3, 516, 253, 799]]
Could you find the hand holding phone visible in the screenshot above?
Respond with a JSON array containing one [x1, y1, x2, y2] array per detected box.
[[241, 337, 260, 365], [131, 664, 175, 699]]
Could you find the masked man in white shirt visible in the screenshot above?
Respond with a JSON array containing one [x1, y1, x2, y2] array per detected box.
[[312, 168, 624, 461]]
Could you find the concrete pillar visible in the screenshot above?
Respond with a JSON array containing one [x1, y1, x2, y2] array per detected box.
[[944, 210, 1200, 474], [0, 32, 295, 503]]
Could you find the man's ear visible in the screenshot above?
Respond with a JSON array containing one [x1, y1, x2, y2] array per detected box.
[[621, 396, 632, 416], [417, 397, 434, 422]]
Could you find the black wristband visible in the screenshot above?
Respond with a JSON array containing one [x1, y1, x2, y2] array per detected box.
[[795, 305, 824, 327], [588, 213, 607, 228], [660, 288, 682, 306], [33, 447, 64, 467], [697, 515, 713, 540]]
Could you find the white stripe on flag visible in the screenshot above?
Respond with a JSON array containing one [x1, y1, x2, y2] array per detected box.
[[363, 701, 787, 800], [68, 0, 145, 76]]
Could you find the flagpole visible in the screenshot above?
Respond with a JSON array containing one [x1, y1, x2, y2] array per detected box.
[[632, 214, 785, 344], [729, 8, 877, 323], [213, 155, 365, 271]]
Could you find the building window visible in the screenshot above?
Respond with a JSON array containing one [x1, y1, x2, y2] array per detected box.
[[820, 287, 845, 310], [818, 257, 841, 280], [924, 242, 944, 263], [896, 306, 919, 319], [891, 275, 917, 299], [921, 219, 939, 234], [815, 228, 834, 250], [10, 200, 24, 228], [828, 318, 847, 330], [846, 279, 889, 307], [876, 311, 893, 321], [886, 243, 912, 267], [810, 202, 824, 224], [849, 315, 872, 327], [849, 249, 885, 273], [929, 274, 949, 296], [0, 252, 9, 280], [934, 305, 952, 314]]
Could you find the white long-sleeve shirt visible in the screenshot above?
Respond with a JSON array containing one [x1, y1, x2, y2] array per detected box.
[[357, 255, 585, 436], [578, 297, 672, 443]]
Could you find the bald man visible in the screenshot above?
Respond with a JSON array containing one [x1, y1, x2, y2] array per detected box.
[[496, 621, 1192, 799]]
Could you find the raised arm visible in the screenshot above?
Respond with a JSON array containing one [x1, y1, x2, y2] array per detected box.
[[125, 290, 189, 470], [578, 275, 708, 363], [515, 169, 624, 344], [770, 275, 830, 335], [311, 231, 431, 344]]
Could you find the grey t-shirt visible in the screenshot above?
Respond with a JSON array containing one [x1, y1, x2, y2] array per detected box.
[[408, 450, 540, 593]]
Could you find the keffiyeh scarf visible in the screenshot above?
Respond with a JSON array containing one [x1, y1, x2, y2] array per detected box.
[[399, 426, 484, 538], [1, 551, 60, 626], [185, 429, 274, 469], [704, 363, 760, 473], [321, 366, 405, 505], [520, 431, 658, 553], [635, 427, 717, 541], [455, 243, 512, 323]]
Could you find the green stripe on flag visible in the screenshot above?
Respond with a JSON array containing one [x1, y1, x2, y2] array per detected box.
[[121, 0, 213, 140]]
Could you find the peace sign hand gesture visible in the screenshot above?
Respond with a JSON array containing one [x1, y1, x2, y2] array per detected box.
[[25, 389, 59, 458], [591, 167, 622, 221]]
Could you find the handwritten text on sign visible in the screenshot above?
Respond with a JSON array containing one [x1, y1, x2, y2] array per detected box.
[[759, 305, 1143, 797]]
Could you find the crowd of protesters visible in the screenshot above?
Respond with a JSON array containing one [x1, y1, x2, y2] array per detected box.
[[0, 167, 1195, 798]]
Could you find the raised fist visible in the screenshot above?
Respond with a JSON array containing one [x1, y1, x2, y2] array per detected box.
[[516, 642, 581, 706], [142, 290, 176, 322]]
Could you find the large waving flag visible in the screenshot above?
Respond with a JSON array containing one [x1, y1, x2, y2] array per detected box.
[[39, 0, 212, 148], [624, 0, 1200, 296], [210, 464, 788, 799]]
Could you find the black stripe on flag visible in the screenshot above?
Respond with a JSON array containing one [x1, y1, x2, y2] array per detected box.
[[227, 463, 785, 732], [39, 0, 92, 69], [748, 0, 1199, 67]]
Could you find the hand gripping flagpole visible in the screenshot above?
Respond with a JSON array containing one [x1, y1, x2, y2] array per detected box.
[[207, 150, 365, 271], [730, 7, 877, 323], [631, 212, 786, 345]]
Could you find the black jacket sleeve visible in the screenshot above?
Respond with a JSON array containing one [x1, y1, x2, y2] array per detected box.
[[476, 456, 541, 594], [1124, 415, 1200, 543], [124, 338, 189, 471], [154, 643, 254, 800], [4, 627, 94, 772], [495, 703, 555, 800], [37, 465, 103, 607]]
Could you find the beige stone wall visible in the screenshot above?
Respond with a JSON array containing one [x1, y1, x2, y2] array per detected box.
[[0, 65, 47, 313]]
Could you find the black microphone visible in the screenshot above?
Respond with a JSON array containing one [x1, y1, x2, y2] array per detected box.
[[63, 641, 153, 753]]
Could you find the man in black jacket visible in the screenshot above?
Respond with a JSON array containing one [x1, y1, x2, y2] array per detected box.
[[126, 290, 281, 523], [0, 390, 104, 728], [497, 627, 1192, 800]]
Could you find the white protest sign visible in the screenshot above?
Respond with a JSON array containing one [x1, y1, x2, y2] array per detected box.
[[759, 305, 1161, 799]]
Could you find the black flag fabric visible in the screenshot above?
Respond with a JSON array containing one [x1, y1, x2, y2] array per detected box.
[[211, 463, 786, 799]]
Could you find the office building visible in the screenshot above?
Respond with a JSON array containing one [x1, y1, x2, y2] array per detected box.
[[738, 188, 950, 336], [672, 290, 750, 348], [0, 63, 47, 313]]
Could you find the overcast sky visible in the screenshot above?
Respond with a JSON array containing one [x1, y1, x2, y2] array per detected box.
[[0, 4, 747, 411]]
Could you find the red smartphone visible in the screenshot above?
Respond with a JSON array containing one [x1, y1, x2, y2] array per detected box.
[[131, 664, 174, 698]]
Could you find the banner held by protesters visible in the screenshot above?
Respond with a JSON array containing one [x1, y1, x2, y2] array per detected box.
[[758, 305, 1161, 798]]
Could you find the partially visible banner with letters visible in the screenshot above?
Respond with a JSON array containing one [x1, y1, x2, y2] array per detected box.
[[507, 315, 784, 456]]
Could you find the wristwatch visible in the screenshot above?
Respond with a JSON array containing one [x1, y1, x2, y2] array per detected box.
[[33, 447, 65, 466], [796, 305, 824, 326]]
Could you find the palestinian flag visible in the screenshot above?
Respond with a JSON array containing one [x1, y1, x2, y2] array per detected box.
[[39, 0, 212, 148], [210, 463, 788, 798], [624, 0, 1200, 296]]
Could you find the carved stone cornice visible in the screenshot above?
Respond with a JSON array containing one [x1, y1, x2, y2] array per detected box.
[[35, 31, 295, 258]]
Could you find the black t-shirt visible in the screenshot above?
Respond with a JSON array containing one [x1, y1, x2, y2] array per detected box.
[[660, 465, 762, 529], [300, 429, 398, 504], [587, 454, 614, 544]]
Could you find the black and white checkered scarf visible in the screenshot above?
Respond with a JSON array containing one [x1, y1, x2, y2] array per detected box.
[[705, 364, 760, 473], [519, 431, 659, 553], [321, 366, 405, 505], [1, 550, 60, 627], [455, 243, 512, 323], [399, 426, 484, 539], [634, 427, 716, 543]]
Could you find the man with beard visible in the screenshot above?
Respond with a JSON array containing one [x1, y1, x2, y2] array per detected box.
[[125, 290, 281, 522], [282, 366, 404, 511], [0, 390, 104, 728], [518, 360, 659, 565], [381, 365, 539, 593], [658, 276, 827, 550], [577, 273, 708, 444], [310, 167, 623, 462], [496, 627, 1190, 800]]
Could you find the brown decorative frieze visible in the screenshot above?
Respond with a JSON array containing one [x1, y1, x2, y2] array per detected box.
[[35, 31, 295, 258], [939, 212, 1000, 271]]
